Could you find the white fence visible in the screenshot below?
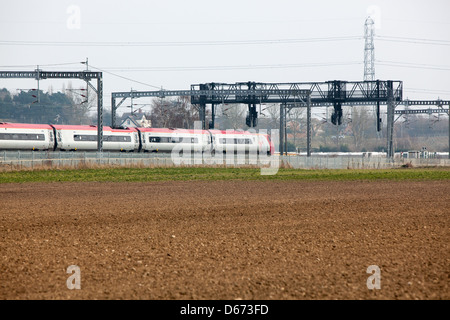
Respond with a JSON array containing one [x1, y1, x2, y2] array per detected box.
[[1, 151, 449, 170], [280, 155, 450, 169]]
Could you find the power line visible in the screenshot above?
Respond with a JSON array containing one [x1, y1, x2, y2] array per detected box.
[[383, 18, 450, 26], [377, 60, 450, 71], [4, 36, 448, 48], [0, 62, 84, 68], [97, 61, 363, 72], [88, 65, 162, 90], [0, 36, 362, 47], [376, 35, 450, 46], [0, 17, 364, 26], [406, 88, 450, 94]]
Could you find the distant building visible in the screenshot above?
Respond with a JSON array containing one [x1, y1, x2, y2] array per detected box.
[[119, 113, 151, 128]]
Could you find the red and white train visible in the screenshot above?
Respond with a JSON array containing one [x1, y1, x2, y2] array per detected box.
[[0, 122, 275, 155]]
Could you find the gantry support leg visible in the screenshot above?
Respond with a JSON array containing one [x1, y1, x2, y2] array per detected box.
[[386, 81, 395, 159], [97, 75, 103, 152], [307, 94, 312, 157], [199, 103, 206, 130], [279, 103, 285, 156]]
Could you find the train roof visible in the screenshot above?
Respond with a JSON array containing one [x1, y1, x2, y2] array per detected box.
[[0, 123, 269, 136], [0, 122, 53, 129], [138, 128, 268, 135], [137, 128, 210, 134], [52, 125, 138, 132], [208, 129, 269, 135], [0, 123, 136, 132]]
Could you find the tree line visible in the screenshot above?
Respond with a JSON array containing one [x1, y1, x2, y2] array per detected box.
[[0, 86, 95, 125]]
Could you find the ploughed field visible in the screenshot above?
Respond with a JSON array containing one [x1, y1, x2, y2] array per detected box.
[[0, 179, 448, 299]]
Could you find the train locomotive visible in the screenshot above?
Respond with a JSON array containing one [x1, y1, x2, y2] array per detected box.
[[0, 122, 274, 155]]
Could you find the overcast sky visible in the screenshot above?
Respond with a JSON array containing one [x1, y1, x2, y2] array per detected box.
[[1, 0, 449, 114]]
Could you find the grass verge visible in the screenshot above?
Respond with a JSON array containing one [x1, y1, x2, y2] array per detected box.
[[0, 166, 449, 184]]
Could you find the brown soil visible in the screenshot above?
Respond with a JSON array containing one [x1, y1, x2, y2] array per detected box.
[[0, 180, 448, 300]]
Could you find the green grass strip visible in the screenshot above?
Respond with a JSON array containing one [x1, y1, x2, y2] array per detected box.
[[0, 167, 449, 184]]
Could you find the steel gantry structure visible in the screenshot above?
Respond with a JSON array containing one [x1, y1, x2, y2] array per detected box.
[[2, 71, 447, 158], [112, 80, 403, 157], [0, 70, 104, 151], [112, 82, 313, 154], [394, 100, 450, 159], [111, 81, 311, 128]]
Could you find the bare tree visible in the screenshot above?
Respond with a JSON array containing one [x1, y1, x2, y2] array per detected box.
[[64, 82, 92, 124], [287, 107, 304, 148], [150, 96, 198, 128], [264, 104, 280, 130], [220, 104, 245, 130], [349, 106, 371, 150]]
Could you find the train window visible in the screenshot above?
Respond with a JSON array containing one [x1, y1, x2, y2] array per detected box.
[[74, 135, 97, 142], [74, 135, 131, 142], [167, 137, 199, 143], [218, 138, 252, 145], [149, 137, 171, 143], [104, 136, 132, 142], [220, 138, 236, 144], [0, 133, 45, 141], [232, 138, 252, 144]]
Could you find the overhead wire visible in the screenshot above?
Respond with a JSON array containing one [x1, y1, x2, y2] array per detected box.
[[1, 32, 449, 97], [375, 35, 450, 46], [405, 88, 450, 94], [98, 61, 363, 72], [0, 36, 363, 47], [376, 60, 450, 71], [0, 62, 85, 68], [88, 65, 162, 90]]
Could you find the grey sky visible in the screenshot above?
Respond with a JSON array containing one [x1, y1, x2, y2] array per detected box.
[[1, 0, 449, 114]]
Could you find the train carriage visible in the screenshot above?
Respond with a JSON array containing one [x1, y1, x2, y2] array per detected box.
[[139, 128, 211, 153], [0, 123, 54, 151], [53, 125, 139, 152], [209, 130, 273, 155]]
